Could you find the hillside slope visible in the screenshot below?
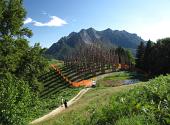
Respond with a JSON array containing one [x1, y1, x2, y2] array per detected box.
[[32, 84, 140, 125], [32, 71, 143, 125], [45, 28, 144, 59]]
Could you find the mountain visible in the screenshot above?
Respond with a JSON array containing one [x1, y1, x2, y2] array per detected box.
[[45, 28, 144, 59]]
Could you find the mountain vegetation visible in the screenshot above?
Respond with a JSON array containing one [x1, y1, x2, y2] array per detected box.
[[34, 74, 170, 125], [82, 75, 170, 125], [45, 28, 144, 59], [136, 39, 170, 76]]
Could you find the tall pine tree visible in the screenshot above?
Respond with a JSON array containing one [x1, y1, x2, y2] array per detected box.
[[135, 41, 145, 69], [143, 40, 153, 73]]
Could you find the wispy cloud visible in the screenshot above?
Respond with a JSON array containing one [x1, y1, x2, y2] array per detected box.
[[33, 16, 67, 27], [24, 16, 67, 27], [24, 17, 33, 24]]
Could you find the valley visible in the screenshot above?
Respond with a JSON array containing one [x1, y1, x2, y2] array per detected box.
[[0, 1, 170, 125]]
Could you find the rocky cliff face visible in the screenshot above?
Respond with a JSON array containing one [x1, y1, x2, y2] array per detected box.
[[45, 28, 144, 59]]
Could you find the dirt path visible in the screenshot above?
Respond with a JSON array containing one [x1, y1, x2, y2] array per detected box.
[[30, 88, 90, 124]]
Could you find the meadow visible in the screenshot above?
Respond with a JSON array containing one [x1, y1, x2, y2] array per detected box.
[[32, 73, 170, 125]]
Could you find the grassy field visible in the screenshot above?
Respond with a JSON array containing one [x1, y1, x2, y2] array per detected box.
[[33, 74, 170, 125], [33, 71, 143, 125], [33, 85, 141, 125], [96, 71, 145, 87]]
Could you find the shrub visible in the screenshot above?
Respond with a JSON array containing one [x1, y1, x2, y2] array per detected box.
[[85, 75, 170, 125], [0, 73, 37, 125]]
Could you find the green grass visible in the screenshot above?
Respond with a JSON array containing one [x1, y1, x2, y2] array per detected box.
[[31, 66, 170, 125], [85, 75, 170, 125], [39, 69, 70, 98], [32, 64, 83, 121], [31, 71, 146, 125], [97, 71, 143, 87], [115, 115, 157, 125], [32, 83, 142, 125], [48, 59, 64, 67], [31, 87, 82, 122]]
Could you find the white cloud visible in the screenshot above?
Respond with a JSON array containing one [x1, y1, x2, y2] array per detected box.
[[24, 16, 67, 27], [24, 17, 33, 24], [33, 16, 67, 27]]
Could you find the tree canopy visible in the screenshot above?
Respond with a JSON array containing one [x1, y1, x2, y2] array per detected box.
[[0, 0, 48, 124], [136, 38, 170, 76]]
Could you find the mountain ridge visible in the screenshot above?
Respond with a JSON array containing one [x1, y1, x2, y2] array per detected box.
[[45, 28, 144, 59]]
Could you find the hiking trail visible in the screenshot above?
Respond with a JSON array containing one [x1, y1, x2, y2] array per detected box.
[[30, 88, 90, 124]]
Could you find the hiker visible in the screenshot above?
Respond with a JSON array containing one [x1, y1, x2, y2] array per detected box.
[[92, 80, 96, 88], [64, 99, 68, 108]]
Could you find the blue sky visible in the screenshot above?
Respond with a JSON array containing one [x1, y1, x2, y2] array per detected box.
[[24, 0, 170, 48]]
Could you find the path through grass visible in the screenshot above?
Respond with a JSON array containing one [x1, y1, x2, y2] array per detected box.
[[33, 83, 142, 125]]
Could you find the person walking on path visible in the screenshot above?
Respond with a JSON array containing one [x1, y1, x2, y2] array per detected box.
[[64, 99, 68, 108]]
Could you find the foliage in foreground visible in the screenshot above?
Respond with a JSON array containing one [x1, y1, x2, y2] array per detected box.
[[0, 74, 38, 125], [0, 0, 48, 124], [83, 75, 170, 125]]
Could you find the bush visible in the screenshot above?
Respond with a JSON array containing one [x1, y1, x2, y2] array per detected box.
[[0, 74, 37, 125], [85, 75, 170, 125]]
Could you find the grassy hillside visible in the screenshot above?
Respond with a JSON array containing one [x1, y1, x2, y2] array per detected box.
[[32, 73, 170, 125], [32, 71, 143, 125], [86, 75, 170, 125], [31, 59, 82, 120], [32, 84, 141, 125]]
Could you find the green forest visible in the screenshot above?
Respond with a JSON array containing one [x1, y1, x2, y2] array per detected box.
[[136, 39, 170, 76], [0, 0, 170, 125]]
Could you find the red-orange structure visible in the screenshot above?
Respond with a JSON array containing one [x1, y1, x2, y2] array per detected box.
[[51, 63, 130, 87], [51, 64, 93, 87], [72, 80, 93, 87]]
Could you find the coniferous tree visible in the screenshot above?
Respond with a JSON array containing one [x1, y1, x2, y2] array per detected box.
[[135, 41, 145, 69], [153, 38, 170, 75], [136, 38, 170, 76], [143, 40, 153, 73]]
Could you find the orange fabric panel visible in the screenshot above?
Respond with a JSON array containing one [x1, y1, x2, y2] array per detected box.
[[72, 80, 93, 87]]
